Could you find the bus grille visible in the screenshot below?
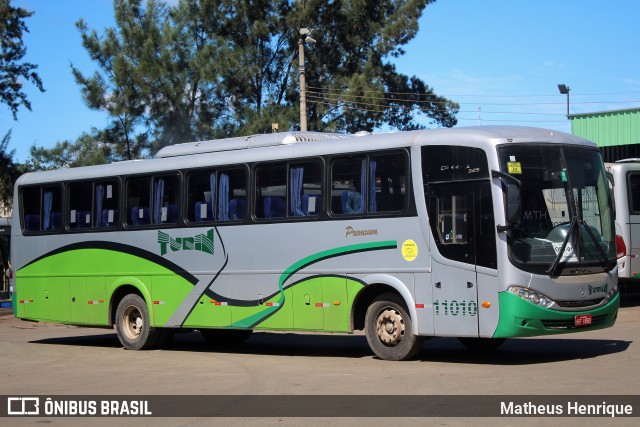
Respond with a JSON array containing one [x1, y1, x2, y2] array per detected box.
[[541, 314, 609, 330], [555, 298, 604, 308]]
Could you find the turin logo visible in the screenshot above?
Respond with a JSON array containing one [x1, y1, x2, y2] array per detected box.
[[157, 229, 214, 256]]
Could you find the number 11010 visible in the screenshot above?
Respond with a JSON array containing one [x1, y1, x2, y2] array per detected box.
[[433, 300, 478, 316]]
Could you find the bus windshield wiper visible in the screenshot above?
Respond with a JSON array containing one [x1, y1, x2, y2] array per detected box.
[[581, 221, 617, 272], [546, 216, 578, 278], [547, 216, 616, 278]]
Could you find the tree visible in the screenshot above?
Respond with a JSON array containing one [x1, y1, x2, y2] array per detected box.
[[0, 1, 44, 209], [29, 129, 113, 170], [0, 130, 19, 209], [0, 0, 45, 120], [71, 0, 160, 160], [293, 0, 458, 133], [72, 0, 458, 158]]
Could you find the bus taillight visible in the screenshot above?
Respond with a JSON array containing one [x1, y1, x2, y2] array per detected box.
[[616, 235, 626, 259]]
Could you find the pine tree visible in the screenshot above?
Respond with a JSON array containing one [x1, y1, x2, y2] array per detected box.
[[0, 0, 45, 120], [68, 0, 458, 158]]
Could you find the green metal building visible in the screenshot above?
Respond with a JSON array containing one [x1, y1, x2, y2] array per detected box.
[[570, 108, 640, 162]]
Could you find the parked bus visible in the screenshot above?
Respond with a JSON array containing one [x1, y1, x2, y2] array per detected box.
[[10, 126, 620, 360], [0, 217, 10, 300], [606, 159, 640, 293]]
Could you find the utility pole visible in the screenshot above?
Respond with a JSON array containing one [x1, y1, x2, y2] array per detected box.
[[299, 28, 315, 132]]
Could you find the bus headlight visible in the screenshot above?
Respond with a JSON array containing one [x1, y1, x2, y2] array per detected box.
[[508, 286, 555, 308]]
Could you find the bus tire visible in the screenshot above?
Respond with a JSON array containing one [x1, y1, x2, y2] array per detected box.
[[115, 294, 159, 350], [458, 337, 506, 351], [365, 293, 423, 361], [200, 329, 253, 345]]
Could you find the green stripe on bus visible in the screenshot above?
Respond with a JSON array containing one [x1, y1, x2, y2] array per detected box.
[[228, 241, 397, 328]]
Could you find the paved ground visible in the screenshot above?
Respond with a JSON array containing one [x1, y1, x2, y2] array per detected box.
[[0, 295, 639, 426]]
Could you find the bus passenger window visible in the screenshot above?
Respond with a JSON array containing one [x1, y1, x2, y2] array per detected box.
[[370, 153, 407, 212], [255, 163, 286, 219], [126, 177, 152, 226], [290, 160, 322, 216], [220, 169, 247, 221], [42, 186, 62, 231], [153, 175, 180, 224], [331, 156, 366, 215], [188, 171, 215, 222], [188, 168, 247, 223], [629, 174, 640, 213], [69, 182, 93, 229], [95, 181, 119, 227], [22, 187, 41, 231]]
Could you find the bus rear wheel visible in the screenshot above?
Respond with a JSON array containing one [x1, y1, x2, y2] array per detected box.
[[365, 293, 423, 361], [115, 294, 159, 350]]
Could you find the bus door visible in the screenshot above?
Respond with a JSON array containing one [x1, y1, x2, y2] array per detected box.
[[0, 225, 8, 299], [429, 183, 479, 336], [423, 146, 497, 337]]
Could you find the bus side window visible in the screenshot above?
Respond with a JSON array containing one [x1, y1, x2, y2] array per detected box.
[[69, 182, 93, 229], [628, 174, 640, 213], [188, 168, 248, 224], [330, 153, 405, 215], [188, 170, 215, 222], [255, 163, 286, 219], [22, 187, 41, 232], [126, 177, 152, 226], [331, 156, 368, 215], [42, 185, 62, 231], [290, 160, 322, 216], [370, 152, 407, 212], [222, 168, 247, 221], [153, 175, 180, 224], [95, 181, 119, 227]]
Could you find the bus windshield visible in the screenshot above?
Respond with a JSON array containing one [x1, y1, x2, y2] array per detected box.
[[498, 145, 616, 276]]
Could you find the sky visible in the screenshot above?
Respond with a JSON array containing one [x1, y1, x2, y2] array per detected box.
[[2, 0, 640, 162]]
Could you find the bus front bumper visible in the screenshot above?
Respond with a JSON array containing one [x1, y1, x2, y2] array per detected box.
[[493, 291, 619, 338]]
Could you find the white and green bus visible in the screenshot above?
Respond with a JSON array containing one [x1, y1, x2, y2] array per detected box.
[[10, 126, 620, 360]]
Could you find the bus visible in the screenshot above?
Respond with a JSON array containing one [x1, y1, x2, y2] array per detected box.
[[0, 217, 10, 300], [606, 159, 640, 293], [10, 126, 620, 360]]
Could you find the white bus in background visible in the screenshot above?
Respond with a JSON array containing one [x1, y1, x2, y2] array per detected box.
[[10, 126, 620, 361], [606, 159, 640, 293], [0, 217, 10, 301]]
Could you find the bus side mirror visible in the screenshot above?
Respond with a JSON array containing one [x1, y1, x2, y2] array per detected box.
[[505, 183, 521, 224], [492, 170, 522, 233]]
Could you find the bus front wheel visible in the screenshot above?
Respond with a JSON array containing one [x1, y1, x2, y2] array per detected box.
[[365, 293, 423, 361], [115, 294, 159, 350]]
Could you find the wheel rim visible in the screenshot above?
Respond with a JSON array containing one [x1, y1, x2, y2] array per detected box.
[[375, 306, 405, 347], [121, 304, 143, 341]]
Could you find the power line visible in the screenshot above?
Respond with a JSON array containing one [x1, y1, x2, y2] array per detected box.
[[308, 91, 567, 116], [308, 88, 640, 107], [308, 85, 640, 99], [308, 98, 567, 122], [305, 84, 640, 125]]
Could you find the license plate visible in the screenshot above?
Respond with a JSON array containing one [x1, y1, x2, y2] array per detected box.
[[575, 314, 592, 327]]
